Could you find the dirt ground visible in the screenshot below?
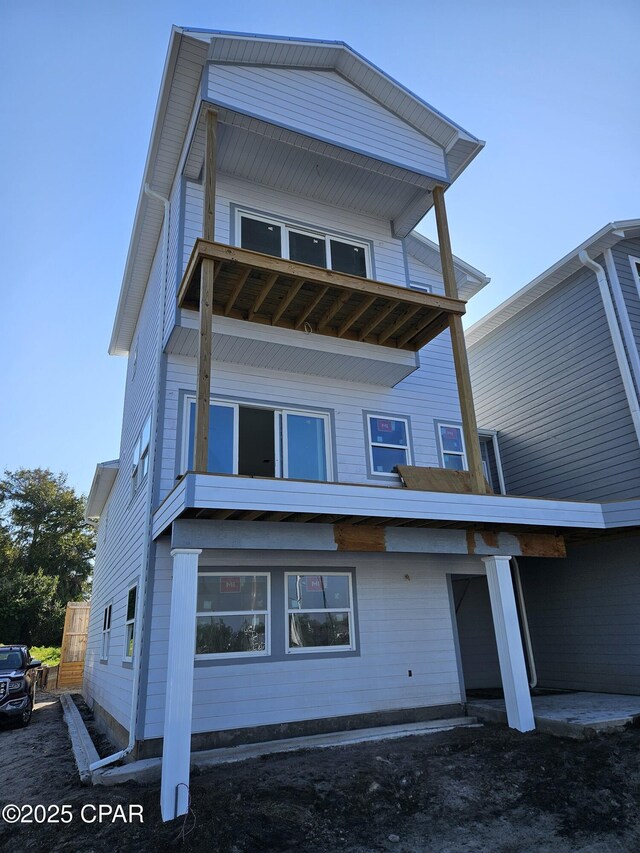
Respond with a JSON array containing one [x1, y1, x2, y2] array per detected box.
[[1, 692, 640, 853]]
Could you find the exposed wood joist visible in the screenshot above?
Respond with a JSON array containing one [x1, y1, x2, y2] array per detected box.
[[178, 240, 466, 352]]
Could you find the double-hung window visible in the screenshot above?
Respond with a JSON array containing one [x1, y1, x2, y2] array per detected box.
[[437, 423, 467, 471], [286, 573, 354, 653], [101, 604, 112, 661], [123, 586, 137, 661], [238, 211, 370, 279], [184, 398, 332, 482], [367, 414, 411, 476], [132, 415, 151, 492], [196, 573, 270, 658]]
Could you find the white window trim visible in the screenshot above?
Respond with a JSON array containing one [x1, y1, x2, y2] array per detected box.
[[236, 209, 372, 278], [366, 413, 411, 478], [195, 572, 271, 660], [436, 421, 468, 470], [629, 256, 640, 300], [101, 603, 112, 662], [182, 396, 333, 481], [132, 414, 151, 493], [123, 584, 138, 662], [285, 571, 356, 654]]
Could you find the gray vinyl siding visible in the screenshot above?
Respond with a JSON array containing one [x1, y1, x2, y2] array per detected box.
[[142, 546, 484, 739], [519, 536, 640, 695], [451, 576, 501, 690], [83, 239, 163, 730], [612, 238, 640, 356], [468, 262, 640, 501]]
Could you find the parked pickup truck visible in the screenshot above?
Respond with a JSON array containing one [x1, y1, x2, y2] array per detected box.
[[0, 646, 41, 727]]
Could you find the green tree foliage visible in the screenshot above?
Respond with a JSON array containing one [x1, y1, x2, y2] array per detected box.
[[0, 469, 95, 646]]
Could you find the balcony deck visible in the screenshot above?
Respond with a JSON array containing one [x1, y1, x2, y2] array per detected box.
[[177, 240, 466, 352]]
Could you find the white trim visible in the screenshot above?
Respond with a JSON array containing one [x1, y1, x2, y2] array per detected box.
[[236, 209, 372, 278], [366, 413, 411, 477], [122, 583, 138, 663], [131, 414, 152, 493], [629, 255, 640, 301], [183, 396, 333, 481], [284, 571, 355, 654], [100, 603, 112, 662], [436, 421, 468, 471], [195, 571, 271, 660]]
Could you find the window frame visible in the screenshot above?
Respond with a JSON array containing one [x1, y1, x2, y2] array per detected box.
[[365, 413, 412, 478], [195, 572, 271, 660], [284, 571, 356, 655], [629, 256, 640, 300], [131, 414, 151, 493], [101, 603, 112, 662], [182, 396, 333, 481], [436, 421, 468, 471], [123, 584, 138, 662], [235, 209, 372, 279]]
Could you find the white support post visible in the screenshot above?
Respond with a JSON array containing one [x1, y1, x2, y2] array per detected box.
[[160, 548, 202, 822], [482, 555, 535, 732]]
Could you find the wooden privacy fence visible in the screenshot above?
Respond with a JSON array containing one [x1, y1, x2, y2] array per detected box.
[[58, 602, 90, 688]]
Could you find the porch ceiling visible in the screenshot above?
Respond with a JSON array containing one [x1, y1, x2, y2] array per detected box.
[[177, 240, 465, 352]]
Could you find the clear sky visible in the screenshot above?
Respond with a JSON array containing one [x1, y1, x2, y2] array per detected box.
[[1, 0, 638, 497]]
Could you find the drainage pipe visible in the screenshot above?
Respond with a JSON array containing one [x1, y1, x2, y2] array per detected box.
[[90, 184, 171, 771], [510, 557, 537, 689]]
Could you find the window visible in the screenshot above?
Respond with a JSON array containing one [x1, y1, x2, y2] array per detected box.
[[101, 604, 112, 661], [237, 211, 371, 279], [286, 573, 354, 653], [123, 585, 137, 661], [196, 573, 270, 658], [630, 256, 640, 299], [437, 423, 467, 471], [132, 415, 151, 491], [367, 414, 411, 476], [184, 398, 331, 481]]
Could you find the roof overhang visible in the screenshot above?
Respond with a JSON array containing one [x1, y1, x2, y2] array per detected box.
[[405, 231, 490, 301], [86, 460, 119, 520], [467, 220, 640, 347], [110, 28, 484, 357]]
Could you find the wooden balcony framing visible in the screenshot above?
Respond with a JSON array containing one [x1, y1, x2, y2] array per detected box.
[[177, 239, 466, 352]]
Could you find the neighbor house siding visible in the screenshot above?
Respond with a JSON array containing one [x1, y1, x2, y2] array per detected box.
[[612, 238, 640, 357], [519, 536, 640, 695], [206, 65, 447, 179], [142, 547, 485, 739], [83, 240, 163, 732], [468, 262, 640, 501]]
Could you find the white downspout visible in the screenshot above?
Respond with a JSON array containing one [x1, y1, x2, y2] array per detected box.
[[510, 557, 537, 689], [603, 248, 640, 394], [90, 184, 171, 772], [578, 250, 640, 447]]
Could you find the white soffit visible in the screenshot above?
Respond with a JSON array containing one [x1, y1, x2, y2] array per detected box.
[[86, 460, 119, 520], [466, 220, 640, 347]]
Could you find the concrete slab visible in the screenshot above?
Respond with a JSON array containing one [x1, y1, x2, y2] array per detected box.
[[94, 716, 481, 786], [467, 692, 640, 739], [59, 693, 101, 783]]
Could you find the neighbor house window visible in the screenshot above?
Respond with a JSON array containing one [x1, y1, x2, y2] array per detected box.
[[184, 398, 331, 482], [437, 423, 467, 471], [367, 415, 411, 475], [237, 211, 370, 278], [630, 257, 640, 299], [132, 415, 151, 491], [123, 585, 137, 661], [286, 573, 354, 653], [101, 604, 112, 661], [196, 573, 270, 658]]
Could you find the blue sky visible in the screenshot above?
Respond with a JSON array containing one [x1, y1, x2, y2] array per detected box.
[[1, 0, 638, 496]]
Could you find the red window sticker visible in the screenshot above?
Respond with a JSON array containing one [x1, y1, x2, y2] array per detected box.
[[375, 419, 393, 432], [220, 577, 241, 593], [443, 427, 460, 440], [305, 576, 324, 592]]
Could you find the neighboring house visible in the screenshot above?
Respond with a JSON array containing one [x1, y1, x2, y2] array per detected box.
[[467, 221, 640, 699], [83, 29, 636, 821]]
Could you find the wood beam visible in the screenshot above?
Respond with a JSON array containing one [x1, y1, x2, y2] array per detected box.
[[248, 273, 278, 321], [224, 266, 252, 316], [433, 185, 486, 494], [194, 109, 218, 473], [317, 291, 351, 331], [358, 300, 399, 341], [272, 278, 305, 325], [337, 295, 377, 337], [377, 304, 421, 345], [295, 285, 330, 329]]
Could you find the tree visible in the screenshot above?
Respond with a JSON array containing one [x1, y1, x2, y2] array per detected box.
[[0, 469, 95, 646]]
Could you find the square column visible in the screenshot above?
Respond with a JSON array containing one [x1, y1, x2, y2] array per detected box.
[[160, 547, 202, 822], [482, 555, 535, 732]]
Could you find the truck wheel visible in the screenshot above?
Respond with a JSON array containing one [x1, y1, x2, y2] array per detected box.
[[17, 699, 32, 728]]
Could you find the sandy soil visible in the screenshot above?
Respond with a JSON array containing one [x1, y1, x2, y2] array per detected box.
[[1, 692, 639, 852]]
